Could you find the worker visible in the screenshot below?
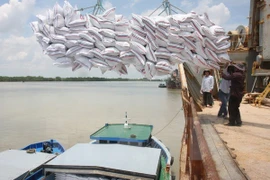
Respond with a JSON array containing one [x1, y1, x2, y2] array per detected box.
[[217, 66, 231, 119], [222, 63, 245, 126], [200, 69, 214, 107]]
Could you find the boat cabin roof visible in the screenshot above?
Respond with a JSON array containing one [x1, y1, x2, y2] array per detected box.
[[90, 123, 153, 143], [44, 143, 161, 179], [0, 149, 56, 180]]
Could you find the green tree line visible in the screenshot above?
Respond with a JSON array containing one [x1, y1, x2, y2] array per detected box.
[[0, 76, 162, 82]]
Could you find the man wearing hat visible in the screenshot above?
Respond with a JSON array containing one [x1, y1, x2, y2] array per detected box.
[[222, 63, 245, 126], [201, 69, 214, 107]]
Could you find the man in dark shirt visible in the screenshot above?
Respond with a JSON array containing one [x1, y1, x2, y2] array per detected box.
[[222, 63, 245, 126]]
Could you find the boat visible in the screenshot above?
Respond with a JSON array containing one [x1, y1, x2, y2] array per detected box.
[[43, 114, 174, 180], [21, 139, 65, 154], [159, 83, 167, 88], [0, 139, 65, 180]]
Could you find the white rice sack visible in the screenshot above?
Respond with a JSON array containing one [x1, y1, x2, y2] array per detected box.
[[115, 31, 130, 41], [192, 54, 208, 67], [168, 33, 184, 44], [99, 19, 115, 30], [102, 7, 116, 21], [194, 41, 208, 59], [65, 33, 81, 40], [115, 14, 123, 22], [156, 27, 169, 39], [167, 43, 184, 53], [145, 45, 157, 62], [53, 2, 64, 18], [90, 48, 105, 60], [205, 48, 220, 62], [30, 21, 39, 33], [132, 14, 144, 27], [169, 25, 181, 34], [37, 39, 49, 51], [95, 39, 106, 51], [155, 33, 168, 47], [193, 31, 205, 47], [146, 36, 158, 51], [65, 40, 78, 48], [154, 16, 170, 28], [46, 50, 66, 58], [76, 48, 94, 58], [207, 60, 220, 70], [90, 58, 110, 68], [131, 25, 147, 38], [89, 14, 101, 28], [69, 26, 88, 33], [144, 25, 156, 40], [201, 26, 216, 40], [210, 25, 225, 36], [115, 20, 129, 32], [142, 16, 156, 31], [170, 53, 187, 64], [66, 46, 82, 57], [130, 41, 147, 54], [42, 36, 51, 44], [88, 27, 103, 41], [156, 47, 170, 53], [217, 53, 231, 62], [43, 24, 55, 37], [190, 19, 205, 36], [155, 51, 171, 60], [79, 33, 95, 42], [198, 13, 214, 27], [182, 36, 196, 51], [131, 32, 148, 46], [101, 47, 120, 56], [112, 63, 128, 75], [180, 47, 194, 61], [115, 41, 130, 51], [144, 61, 157, 79], [77, 40, 94, 49], [215, 36, 230, 45], [55, 27, 71, 35], [75, 55, 93, 70], [99, 29, 115, 38], [50, 34, 67, 44], [53, 14, 65, 28], [131, 49, 146, 66], [46, 9, 54, 25], [103, 37, 116, 47], [205, 38, 230, 53], [55, 57, 74, 64], [72, 62, 82, 71], [46, 43, 66, 52], [104, 55, 122, 66], [120, 51, 135, 61], [133, 64, 145, 74], [179, 23, 194, 33], [36, 14, 47, 24], [155, 60, 173, 74], [35, 32, 45, 41], [63, 1, 74, 18], [68, 18, 87, 27]]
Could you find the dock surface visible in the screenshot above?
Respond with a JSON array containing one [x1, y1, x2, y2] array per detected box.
[[198, 101, 270, 179]]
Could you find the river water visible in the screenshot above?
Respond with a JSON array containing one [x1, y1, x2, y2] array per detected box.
[[0, 81, 185, 177]]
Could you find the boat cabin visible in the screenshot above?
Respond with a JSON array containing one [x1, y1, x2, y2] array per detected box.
[[90, 123, 153, 147], [43, 143, 162, 180]]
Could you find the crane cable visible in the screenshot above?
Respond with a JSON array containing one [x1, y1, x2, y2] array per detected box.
[[153, 108, 182, 136]]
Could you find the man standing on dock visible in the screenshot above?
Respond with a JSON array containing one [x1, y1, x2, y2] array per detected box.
[[222, 63, 245, 126], [201, 69, 214, 107]]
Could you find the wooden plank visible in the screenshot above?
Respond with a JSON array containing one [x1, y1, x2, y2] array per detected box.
[[200, 119, 246, 180]]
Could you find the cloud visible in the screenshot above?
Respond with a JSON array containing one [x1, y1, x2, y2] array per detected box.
[[131, 0, 141, 8], [192, 0, 230, 26], [0, 0, 35, 35], [180, 0, 194, 9], [103, 1, 113, 10]]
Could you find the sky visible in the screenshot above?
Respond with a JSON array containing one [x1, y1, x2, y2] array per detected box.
[[0, 0, 250, 78]]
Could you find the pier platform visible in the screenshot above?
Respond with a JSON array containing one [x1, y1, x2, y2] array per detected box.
[[198, 101, 270, 179]]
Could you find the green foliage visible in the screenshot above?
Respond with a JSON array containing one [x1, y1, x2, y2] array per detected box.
[[0, 76, 162, 82]]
